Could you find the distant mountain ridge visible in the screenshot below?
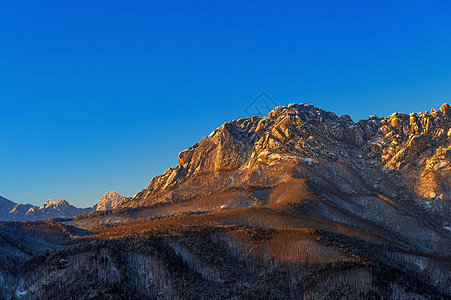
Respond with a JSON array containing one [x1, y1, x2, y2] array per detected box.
[[0, 191, 126, 221], [3, 199, 93, 221]]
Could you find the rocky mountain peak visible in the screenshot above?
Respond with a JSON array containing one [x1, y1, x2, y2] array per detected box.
[[39, 199, 70, 210], [95, 191, 126, 211], [138, 103, 371, 194], [130, 102, 450, 224], [1, 198, 93, 221]]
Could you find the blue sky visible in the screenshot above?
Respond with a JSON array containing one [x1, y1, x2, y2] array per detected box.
[[1, 1, 450, 207]]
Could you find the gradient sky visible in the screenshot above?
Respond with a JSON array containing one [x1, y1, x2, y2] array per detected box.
[[1, 1, 451, 207]]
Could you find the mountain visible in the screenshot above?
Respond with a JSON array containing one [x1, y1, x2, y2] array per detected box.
[[120, 103, 450, 246], [0, 199, 94, 221], [1, 103, 450, 299], [133, 103, 451, 208], [24, 199, 94, 220], [0, 196, 15, 220], [95, 191, 127, 211], [0, 191, 127, 222]]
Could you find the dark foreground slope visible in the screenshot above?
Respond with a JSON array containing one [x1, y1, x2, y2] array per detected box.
[[1, 219, 450, 299], [1, 103, 450, 299]]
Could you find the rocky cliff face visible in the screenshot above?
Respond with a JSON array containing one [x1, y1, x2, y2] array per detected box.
[[123, 103, 450, 254], [132, 103, 450, 212], [95, 191, 127, 211]]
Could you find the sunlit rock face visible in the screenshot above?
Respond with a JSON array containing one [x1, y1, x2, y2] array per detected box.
[[116, 103, 451, 256], [95, 191, 127, 211], [130, 103, 450, 216]]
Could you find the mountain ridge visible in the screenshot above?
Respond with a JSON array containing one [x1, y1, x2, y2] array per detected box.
[[0, 191, 127, 221], [128, 103, 451, 225], [1, 102, 450, 299]]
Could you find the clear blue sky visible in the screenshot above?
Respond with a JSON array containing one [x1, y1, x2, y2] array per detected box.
[[1, 1, 450, 207]]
